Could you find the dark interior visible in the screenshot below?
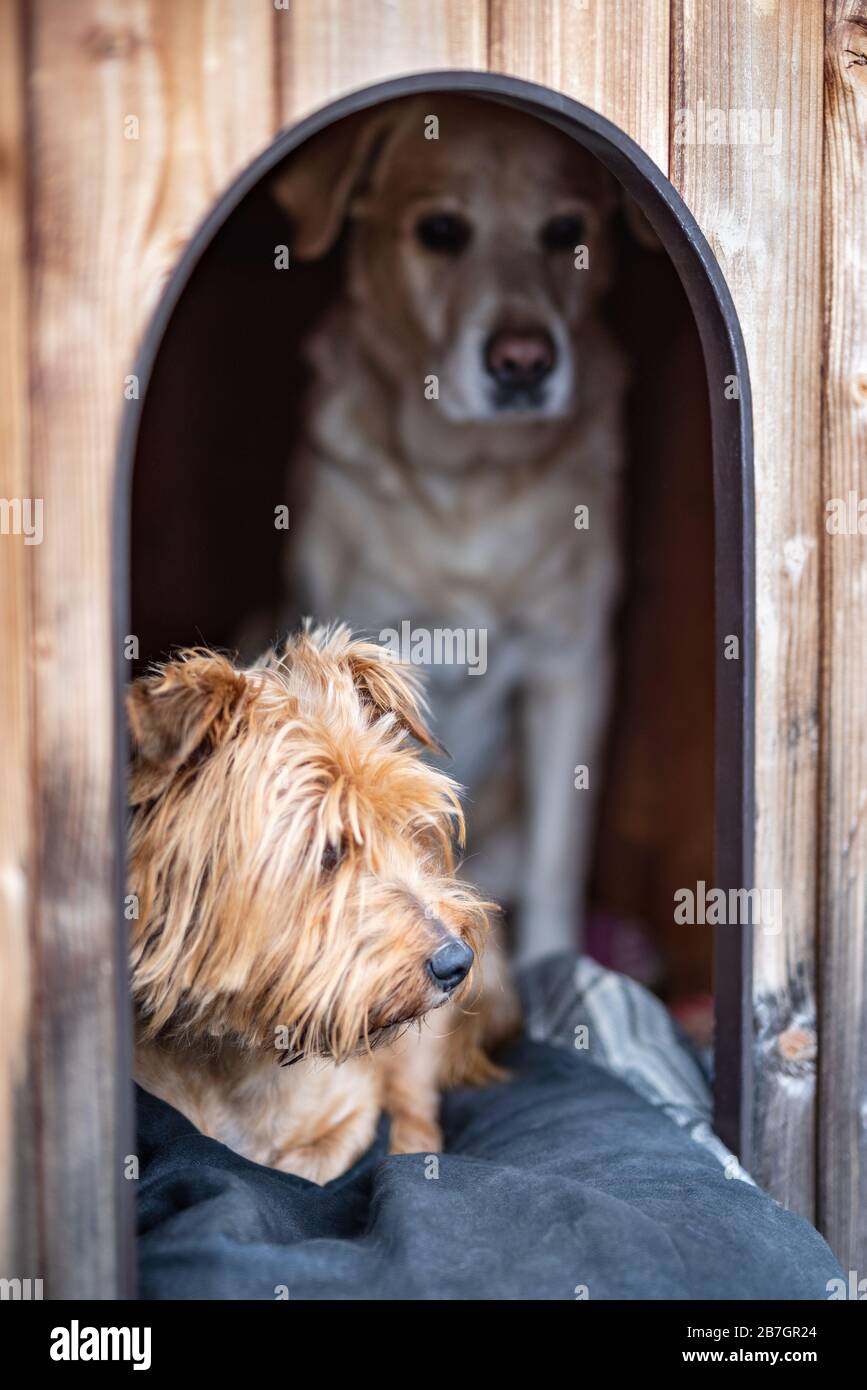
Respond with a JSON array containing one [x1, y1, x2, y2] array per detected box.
[[131, 102, 715, 1015]]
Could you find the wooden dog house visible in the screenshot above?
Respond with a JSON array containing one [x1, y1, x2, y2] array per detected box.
[[1, 1, 864, 1297]]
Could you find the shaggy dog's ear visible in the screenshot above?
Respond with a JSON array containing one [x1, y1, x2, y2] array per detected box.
[[346, 643, 448, 757], [127, 652, 247, 771], [270, 106, 398, 259]]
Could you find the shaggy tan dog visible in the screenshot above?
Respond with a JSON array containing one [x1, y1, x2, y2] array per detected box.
[[128, 625, 514, 1183]]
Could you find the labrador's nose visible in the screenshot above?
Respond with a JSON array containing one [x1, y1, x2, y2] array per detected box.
[[427, 938, 474, 991], [485, 329, 555, 389]]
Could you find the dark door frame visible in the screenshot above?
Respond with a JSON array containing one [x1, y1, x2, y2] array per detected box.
[[114, 72, 755, 1192]]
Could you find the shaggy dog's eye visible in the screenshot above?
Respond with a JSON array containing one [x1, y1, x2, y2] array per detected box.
[[540, 214, 586, 252], [320, 842, 341, 872], [414, 213, 472, 255]]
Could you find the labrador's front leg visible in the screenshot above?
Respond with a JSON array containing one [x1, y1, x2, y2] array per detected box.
[[517, 640, 615, 964]]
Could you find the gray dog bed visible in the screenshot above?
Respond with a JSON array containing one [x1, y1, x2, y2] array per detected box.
[[136, 956, 842, 1300]]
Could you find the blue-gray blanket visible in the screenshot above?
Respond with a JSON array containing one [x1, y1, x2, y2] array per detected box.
[[137, 1033, 842, 1300]]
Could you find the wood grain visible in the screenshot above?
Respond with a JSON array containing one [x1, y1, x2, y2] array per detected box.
[[0, 0, 38, 1287], [25, 0, 278, 1298], [671, 0, 825, 1216], [488, 0, 670, 175], [819, 0, 867, 1271], [275, 0, 487, 123], [11, 0, 863, 1285]]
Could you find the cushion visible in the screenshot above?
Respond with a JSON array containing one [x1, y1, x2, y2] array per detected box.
[[137, 1033, 842, 1300]]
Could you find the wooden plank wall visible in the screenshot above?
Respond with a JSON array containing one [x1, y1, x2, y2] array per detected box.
[[0, 0, 38, 1289], [3, 0, 864, 1290], [276, 0, 486, 118], [672, 0, 826, 1224], [20, 0, 279, 1299], [488, 0, 670, 174], [820, 0, 867, 1273]]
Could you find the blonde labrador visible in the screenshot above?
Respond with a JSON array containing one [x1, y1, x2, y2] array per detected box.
[[271, 95, 645, 962]]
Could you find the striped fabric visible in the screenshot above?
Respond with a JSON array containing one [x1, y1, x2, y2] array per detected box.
[[518, 953, 754, 1186]]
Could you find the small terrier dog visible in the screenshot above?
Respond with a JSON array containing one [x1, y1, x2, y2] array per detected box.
[[128, 624, 513, 1183]]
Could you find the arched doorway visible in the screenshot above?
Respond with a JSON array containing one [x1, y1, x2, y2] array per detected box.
[[114, 72, 755, 1160]]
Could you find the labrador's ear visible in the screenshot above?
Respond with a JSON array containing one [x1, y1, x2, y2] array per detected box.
[[621, 192, 663, 251], [270, 108, 397, 259]]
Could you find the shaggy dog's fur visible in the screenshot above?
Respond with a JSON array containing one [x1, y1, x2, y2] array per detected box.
[[128, 625, 515, 1183]]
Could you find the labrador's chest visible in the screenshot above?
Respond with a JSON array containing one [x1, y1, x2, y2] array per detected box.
[[291, 310, 625, 637], [297, 419, 621, 630]]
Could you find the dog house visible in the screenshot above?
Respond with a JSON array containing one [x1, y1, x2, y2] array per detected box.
[[2, 3, 863, 1298]]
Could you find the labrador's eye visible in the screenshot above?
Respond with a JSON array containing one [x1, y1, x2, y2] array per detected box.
[[321, 842, 341, 872], [541, 214, 586, 252], [414, 213, 472, 255]]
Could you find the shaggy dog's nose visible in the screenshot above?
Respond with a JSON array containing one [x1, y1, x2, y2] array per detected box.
[[427, 939, 474, 991], [485, 329, 555, 389]]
